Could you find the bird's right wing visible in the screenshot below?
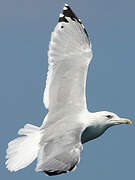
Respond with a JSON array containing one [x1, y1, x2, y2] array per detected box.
[[43, 4, 93, 113]]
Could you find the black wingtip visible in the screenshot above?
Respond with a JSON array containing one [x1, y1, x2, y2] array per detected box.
[[59, 13, 69, 23], [44, 170, 67, 176], [44, 164, 76, 176], [58, 4, 89, 39], [58, 4, 80, 23], [63, 4, 81, 23]]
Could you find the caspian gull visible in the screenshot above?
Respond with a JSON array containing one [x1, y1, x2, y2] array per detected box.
[[5, 3, 132, 176]]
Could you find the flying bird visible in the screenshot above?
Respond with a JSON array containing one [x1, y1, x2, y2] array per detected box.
[[6, 4, 132, 176]]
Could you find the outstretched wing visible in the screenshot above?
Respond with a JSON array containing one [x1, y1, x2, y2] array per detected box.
[[36, 126, 83, 176], [43, 4, 93, 112]]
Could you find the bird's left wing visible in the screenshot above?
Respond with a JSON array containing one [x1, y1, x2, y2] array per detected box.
[[43, 4, 93, 112], [36, 126, 83, 176]]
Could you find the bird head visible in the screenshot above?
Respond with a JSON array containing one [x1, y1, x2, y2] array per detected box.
[[82, 111, 132, 143], [94, 111, 132, 128]]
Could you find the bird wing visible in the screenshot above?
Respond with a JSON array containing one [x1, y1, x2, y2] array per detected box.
[[36, 126, 83, 176], [43, 4, 93, 112]]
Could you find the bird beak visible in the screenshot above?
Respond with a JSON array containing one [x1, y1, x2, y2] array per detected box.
[[111, 118, 132, 125]]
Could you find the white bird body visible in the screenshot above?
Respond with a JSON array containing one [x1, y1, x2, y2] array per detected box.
[[6, 4, 131, 176], [40, 110, 110, 145]]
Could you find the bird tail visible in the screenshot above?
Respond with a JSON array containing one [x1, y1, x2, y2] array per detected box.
[[6, 124, 41, 172]]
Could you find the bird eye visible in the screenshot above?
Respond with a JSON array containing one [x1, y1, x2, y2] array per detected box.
[[106, 115, 113, 119]]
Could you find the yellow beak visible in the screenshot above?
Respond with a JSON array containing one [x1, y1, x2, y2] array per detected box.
[[110, 118, 132, 125], [119, 118, 132, 124]]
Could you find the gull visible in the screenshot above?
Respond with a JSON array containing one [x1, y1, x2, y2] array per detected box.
[[5, 4, 132, 176]]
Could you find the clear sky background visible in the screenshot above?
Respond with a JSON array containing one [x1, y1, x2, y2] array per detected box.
[[0, 0, 135, 179]]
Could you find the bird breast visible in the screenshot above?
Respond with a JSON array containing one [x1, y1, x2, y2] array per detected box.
[[81, 125, 107, 144]]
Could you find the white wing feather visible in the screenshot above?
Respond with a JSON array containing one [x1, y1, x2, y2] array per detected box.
[[43, 15, 92, 112]]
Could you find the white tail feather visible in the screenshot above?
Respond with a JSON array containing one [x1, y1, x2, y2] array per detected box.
[[6, 124, 41, 172]]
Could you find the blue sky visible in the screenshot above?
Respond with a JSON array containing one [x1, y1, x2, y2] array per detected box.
[[0, 0, 135, 179]]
